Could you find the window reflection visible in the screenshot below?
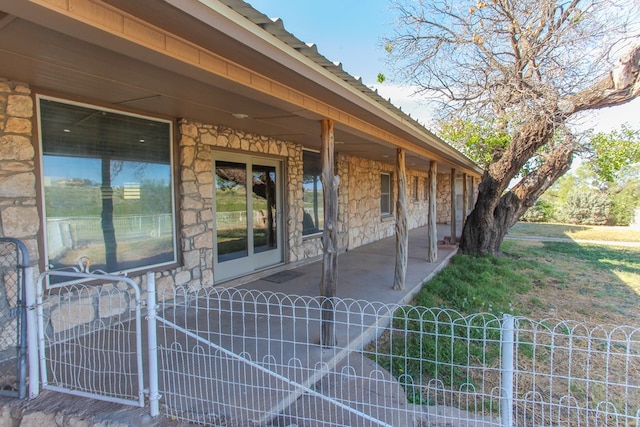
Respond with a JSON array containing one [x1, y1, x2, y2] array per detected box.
[[253, 165, 277, 253], [40, 98, 175, 275], [302, 151, 324, 235], [215, 161, 249, 262]]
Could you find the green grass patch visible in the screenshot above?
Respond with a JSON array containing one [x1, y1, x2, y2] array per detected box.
[[372, 307, 502, 403], [413, 253, 533, 315]]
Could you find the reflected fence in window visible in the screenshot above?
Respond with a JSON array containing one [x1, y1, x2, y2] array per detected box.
[[46, 214, 173, 258], [216, 210, 284, 230], [26, 272, 640, 426]]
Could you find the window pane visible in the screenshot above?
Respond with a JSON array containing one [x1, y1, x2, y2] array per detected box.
[[302, 151, 324, 235], [424, 177, 429, 200], [40, 98, 175, 275], [215, 161, 248, 262], [253, 164, 277, 254], [381, 173, 391, 215]]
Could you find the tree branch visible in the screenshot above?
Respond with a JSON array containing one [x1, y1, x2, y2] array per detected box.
[[569, 42, 640, 113]]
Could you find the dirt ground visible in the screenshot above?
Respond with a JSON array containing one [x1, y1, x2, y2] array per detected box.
[[508, 240, 640, 327]]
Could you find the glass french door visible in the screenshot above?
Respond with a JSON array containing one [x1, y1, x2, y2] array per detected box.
[[213, 154, 282, 281]]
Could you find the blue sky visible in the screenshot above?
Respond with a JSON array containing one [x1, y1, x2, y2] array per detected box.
[[247, 0, 393, 85], [246, 0, 638, 132]]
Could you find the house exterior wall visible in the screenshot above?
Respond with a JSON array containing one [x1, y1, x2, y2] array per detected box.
[[0, 77, 465, 292], [436, 172, 452, 224], [344, 157, 431, 249], [407, 174, 429, 229], [0, 79, 40, 272], [346, 156, 395, 248], [177, 119, 303, 290]]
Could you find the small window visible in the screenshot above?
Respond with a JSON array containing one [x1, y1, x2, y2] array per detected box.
[[381, 173, 391, 215], [424, 177, 429, 200], [302, 151, 323, 235], [39, 97, 177, 277], [413, 176, 419, 201]]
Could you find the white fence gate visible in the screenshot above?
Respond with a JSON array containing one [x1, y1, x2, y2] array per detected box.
[[28, 270, 147, 408]]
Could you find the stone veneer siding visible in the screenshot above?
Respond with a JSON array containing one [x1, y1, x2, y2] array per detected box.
[[0, 79, 39, 272], [344, 156, 431, 249], [176, 119, 305, 289], [436, 172, 452, 224]]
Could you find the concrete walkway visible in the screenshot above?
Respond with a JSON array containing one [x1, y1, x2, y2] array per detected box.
[[0, 224, 461, 427]]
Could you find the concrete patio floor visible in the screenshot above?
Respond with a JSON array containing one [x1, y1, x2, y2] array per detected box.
[[237, 223, 459, 306]]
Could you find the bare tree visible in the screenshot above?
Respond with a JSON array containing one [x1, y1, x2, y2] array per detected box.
[[385, 0, 640, 255]]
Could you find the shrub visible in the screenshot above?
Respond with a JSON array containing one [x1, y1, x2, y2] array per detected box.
[[521, 199, 554, 222], [608, 186, 639, 226], [558, 191, 610, 225]]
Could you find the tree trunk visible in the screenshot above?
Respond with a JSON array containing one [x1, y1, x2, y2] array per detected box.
[[460, 132, 575, 255], [101, 156, 117, 271], [458, 174, 503, 256], [393, 148, 408, 290], [320, 119, 338, 347]]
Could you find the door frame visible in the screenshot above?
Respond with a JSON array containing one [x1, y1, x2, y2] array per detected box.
[[212, 152, 284, 281]]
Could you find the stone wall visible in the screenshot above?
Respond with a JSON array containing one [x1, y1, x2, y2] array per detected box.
[[344, 156, 431, 249], [436, 172, 452, 224], [346, 156, 393, 248], [0, 79, 39, 271], [406, 174, 429, 229]]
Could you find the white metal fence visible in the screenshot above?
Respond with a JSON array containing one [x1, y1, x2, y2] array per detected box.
[[153, 287, 640, 426], [27, 272, 640, 426]]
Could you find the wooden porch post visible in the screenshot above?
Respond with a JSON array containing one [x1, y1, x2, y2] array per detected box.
[[450, 168, 457, 245], [320, 119, 338, 347], [427, 161, 438, 262], [462, 172, 468, 226], [469, 176, 476, 213], [393, 148, 407, 290]]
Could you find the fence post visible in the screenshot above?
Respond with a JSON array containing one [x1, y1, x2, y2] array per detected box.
[[501, 314, 515, 427], [146, 272, 160, 417], [25, 267, 39, 399]]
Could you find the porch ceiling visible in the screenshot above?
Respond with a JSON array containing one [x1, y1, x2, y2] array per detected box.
[[0, 0, 481, 176]]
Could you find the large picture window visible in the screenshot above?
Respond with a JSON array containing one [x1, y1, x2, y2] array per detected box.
[[302, 151, 323, 235], [39, 97, 176, 275]]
